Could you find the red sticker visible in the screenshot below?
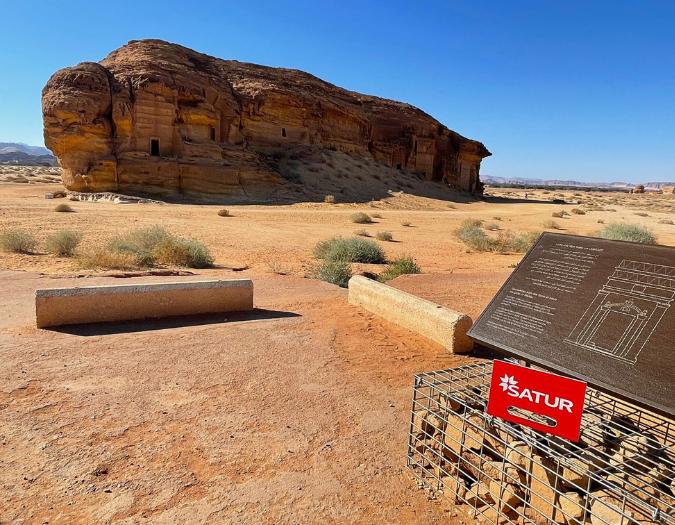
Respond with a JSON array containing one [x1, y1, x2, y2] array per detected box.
[[487, 361, 587, 442]]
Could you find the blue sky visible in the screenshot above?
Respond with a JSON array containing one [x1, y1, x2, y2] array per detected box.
[[1, 0, 673, 183]]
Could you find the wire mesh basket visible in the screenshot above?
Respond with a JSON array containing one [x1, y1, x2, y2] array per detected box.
[[407, 362, 674, 524]]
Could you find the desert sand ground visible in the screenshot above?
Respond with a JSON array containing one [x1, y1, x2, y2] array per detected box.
[[0, 172, 673, 523]]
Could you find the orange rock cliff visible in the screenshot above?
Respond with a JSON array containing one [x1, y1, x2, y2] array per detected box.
[[42, 39, 490, 200]]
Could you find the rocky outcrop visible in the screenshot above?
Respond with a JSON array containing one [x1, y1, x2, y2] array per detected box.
[[43, 39, 490, 200]]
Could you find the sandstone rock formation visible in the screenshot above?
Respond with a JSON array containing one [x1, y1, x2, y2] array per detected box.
[[43, 39, 490, 200]]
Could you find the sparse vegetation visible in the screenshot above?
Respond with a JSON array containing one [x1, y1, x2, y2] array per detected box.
[[0, 229, 37, 254], [45, 230, 83, 257], [484, 222, 500, 231], [371, 213, 383, 219], [217, 208, 231, 217], [378, 256, 421, 282], [598, 223, 656, 245], [571, 208, 586, 215], [77, 248, 137, 270], [455, 220, 539, 253], [314, 260, 352, 288], [551, 211, 565, 218], [543, 220, 561, 230], [351, 212, 373, 224], [314, 236, 385, 264], [492, 216, 502, 221], [54, 203, 75, 213], [658, 219, 673, 225], [354, 229, 371, 237], [324, 195, 335, 204], [597, 219, 605, 224], [400, 221, 412, 227], [634, 212, 649, 217], [79, 226, 214, 269], [375, 231, 394, 242]]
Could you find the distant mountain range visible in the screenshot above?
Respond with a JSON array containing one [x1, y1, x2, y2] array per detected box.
[[0, 142, 57, 166], [482, 175, 672, 190]]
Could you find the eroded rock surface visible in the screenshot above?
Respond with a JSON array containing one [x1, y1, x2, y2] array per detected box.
[[43, 39, 490, 200]]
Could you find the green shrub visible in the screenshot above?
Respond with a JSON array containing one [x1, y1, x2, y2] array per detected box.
[[315, 260, 352, 288], [379, 256, 421, 282], [455, 223, 491, 251], [351, 212, 373, 224], [324, 195, 335, 204], [217, 208, 231, 217], [375, 231, 394, 241], [45, 230, 82, 257], [54, 203, 75, 213], [0, 230, 37, 254], [571, 208, 586, 215], [598, 223, 656, 244], [314, 236, 385, 264]]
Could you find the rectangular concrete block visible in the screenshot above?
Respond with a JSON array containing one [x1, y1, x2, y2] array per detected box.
[[36, 279, 253, 328], [348, 275, 473, 353]]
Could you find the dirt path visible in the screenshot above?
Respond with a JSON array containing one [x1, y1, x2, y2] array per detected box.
[[0, 270, 507, 524]]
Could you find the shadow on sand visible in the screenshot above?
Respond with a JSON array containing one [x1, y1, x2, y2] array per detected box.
[[49, 308, 300, 337]]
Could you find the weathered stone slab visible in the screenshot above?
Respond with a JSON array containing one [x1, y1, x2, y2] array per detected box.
[[35, 279, 253, 328], [348, 275, 473, 353], [468, 233, 675, 416]]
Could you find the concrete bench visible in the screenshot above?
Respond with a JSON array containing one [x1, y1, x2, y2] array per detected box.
[[36, 279, 253, 328], [348, 275, 473, 353]]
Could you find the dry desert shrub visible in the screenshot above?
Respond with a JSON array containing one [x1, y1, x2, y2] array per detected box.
[[375, 231, 394, 241], [314, 236, 385, 264], [54, 203, 75, 212], [45, 230, 82, 257], [78, 248, 137, 270], [571, 208, 586, 215], [371, 212, 383, 219], [0, 229, 37, 254], [598, 223, 655, 244], [79, 226, 214, 269], [400, 221, 412, 227], [484, 222, 500, 231], [354, 229, 371, 237], [314, 260, 352, 288], [658, 218, 673, 225], [551, 211, 565, 218], [634, 212, 649, 217], [324, 195, 335, 204], [350, 212, 373, 224], [217, 208, 231, 217], [378, 256, 421, 282], [455, 220, 539, 253], [543, 220, 561, 230], [492, 216, 502, 221]]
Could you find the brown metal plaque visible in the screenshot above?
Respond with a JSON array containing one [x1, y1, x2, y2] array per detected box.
[[468, 232, 675, 416]]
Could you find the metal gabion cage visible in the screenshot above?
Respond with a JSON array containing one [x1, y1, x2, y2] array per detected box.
[[407, 362, 674, 525]]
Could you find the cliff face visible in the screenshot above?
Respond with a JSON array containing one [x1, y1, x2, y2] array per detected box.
[[42, 39, 490, 199]]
